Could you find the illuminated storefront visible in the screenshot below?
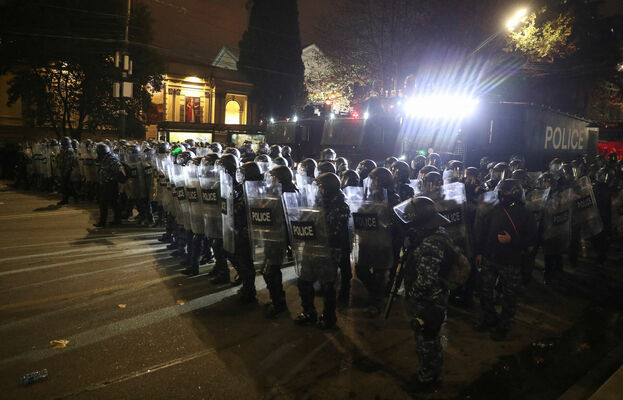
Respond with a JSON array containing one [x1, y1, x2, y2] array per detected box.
[[149, 60, 261, 144]]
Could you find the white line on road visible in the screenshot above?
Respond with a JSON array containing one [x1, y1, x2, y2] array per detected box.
[[0, 238, 161, 263], [0, 267, 297, 367], [0, 232, 161, 251], [0, 246, 169, 277]]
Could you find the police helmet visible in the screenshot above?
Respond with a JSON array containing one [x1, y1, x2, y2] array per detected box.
[[320, 148, 337, 161], [427, 153, 441, 168], [176, 151, 195, 166], [368, 167, 394, 191], [335, 157, 348, 172], [356, 159, 377, 179], [254, 154, 271, 163], [479, 156, 491, 169], [402, 196, 450, 228], [423, 171, 443, 191], [497, 179, 524, 202], [392, 160, 411, 184], [341, 169, 360, 188], [411, 155, 426, 171], [417, 165, 439, 180], [217, 153, 239, 175], [608, 152, 618, 163], [282, 145, 292, 157], [239, 161, 264, 182], [272, 156, 287, 166], [257, 143, 270, 155], [465, 166, 480, 178], [298, 158, 317, 178], [60, 137, 71, 149], [318, 161, 337, 175], [209, 143, 223, 154], [96, 143, 110, 159], [157, 142, 170, 154], [269, 145, 282, 158], [537, 171, 554, 189], [384, 156, 398, 169], [315, 172, 341, 197], [203, 153, 220, 166], [224, 147, 240, 159], [270, 165, 294, 185]]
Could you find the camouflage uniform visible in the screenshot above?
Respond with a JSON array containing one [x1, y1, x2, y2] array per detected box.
[[404, 226, 450, 384]]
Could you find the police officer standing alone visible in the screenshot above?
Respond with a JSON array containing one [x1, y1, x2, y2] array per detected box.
[[474, 179, 537, 340]]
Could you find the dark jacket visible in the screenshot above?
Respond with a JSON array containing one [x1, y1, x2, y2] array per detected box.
[[475, 201, 538, 266]]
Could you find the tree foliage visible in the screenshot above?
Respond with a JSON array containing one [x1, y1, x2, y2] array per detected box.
[[0, 0, 163, 138], [506, 8, 576, 63], [238, 0, 306, 120]]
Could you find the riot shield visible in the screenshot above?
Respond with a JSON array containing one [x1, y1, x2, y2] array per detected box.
[[172, 164, 191, 230], [571, 176, 603, 239], [344, 186, 394, 270], [525, 188, 550, 233], [244, 180, 287, 270], [542, 188, 572, 254], [200, 165, 222, 239], [220, 168, 236, 254], [184, 164, 204, 234], [283, 186, 333, 281], [438, 182, 471, 256], [124, 153, 141, 200], [141, 155, 154, 201], [409, 179, 423, 196]]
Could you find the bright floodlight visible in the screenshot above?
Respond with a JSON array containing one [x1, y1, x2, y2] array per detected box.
[[329, 112, 336, 120], [293, 115, 298, 122], [363, 111, 370, 120], [403, 95, 479, 119], [507, 8, 528, 31], [269, 117, 275, 124]]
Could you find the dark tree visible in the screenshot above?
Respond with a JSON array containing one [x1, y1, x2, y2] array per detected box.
[[0, 0, 163, 138], [238, 0, 306, 120]]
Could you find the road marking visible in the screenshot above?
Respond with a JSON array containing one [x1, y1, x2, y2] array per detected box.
[[0, 210, 90, 220], [0, 276, 178, 311], [0, 246, 168, 277], [0, 238, 161, 263], [6, 256, 174, 292], [50, 348, 218, 400], [0, 267, 297, 367], [0, 232, 161, 250]]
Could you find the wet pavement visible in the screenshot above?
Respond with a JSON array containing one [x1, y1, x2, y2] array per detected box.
[[1, 182, 622, 399]]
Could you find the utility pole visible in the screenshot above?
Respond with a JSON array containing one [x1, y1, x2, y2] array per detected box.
[[114, 0, 133, 138]]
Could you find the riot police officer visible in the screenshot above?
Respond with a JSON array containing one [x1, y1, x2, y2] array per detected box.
[[356, 159, 376, 185], [294, 172, 350, 329], [391, 160, 415, 201], [94, 144, 123, 228], [57, 137, 76, 205], [474, 179, 537, 340], [401, 196, 452, 392]]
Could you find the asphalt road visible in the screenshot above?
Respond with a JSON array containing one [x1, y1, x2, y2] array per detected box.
[[1, 182, 622, 400]]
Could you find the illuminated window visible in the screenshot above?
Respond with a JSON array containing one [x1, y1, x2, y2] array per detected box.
[[225, 100, 241, 125]]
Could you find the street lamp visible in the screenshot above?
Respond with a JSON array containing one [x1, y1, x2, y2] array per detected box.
[[506, 8, 528, 31]]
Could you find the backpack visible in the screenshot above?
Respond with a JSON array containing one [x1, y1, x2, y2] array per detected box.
[[428, 234, 471, 291]]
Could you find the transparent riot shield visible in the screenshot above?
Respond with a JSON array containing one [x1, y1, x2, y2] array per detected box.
[[571, 176, 603, 239], [542, 188, 572, 254], [185, 164, 204, 234], [124, 153, 141, 200], [344, 186, 394, 270], [141, 155, 154, 201], [220, 168, 236, 254], [409, 179, 423, 196], [244, 180, 287, 270], [438, 182, 471, 256], [172, 164, 191, 230], [200, 165, 222, 239], [256, 161, 272, 174], [525, 188, 550, 233], [165, 162, 177, 217], [283, 186, 333, 280]]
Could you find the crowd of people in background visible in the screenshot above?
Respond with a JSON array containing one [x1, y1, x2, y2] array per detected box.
[[2, 137, 622, 392]]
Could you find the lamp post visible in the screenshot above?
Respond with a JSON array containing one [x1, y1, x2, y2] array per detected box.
[[469, 7, 530, 57]]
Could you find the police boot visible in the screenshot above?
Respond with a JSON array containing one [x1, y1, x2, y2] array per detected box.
[[264, 268, 287, 318], [338, 280, 350, 306], [318, 283, 337, 330], [295, 280, 317, 325]]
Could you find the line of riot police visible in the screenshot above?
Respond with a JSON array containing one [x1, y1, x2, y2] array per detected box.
[[8, 138, 623, 393]]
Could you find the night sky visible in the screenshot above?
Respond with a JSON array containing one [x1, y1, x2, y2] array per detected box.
[[148, 0, 621, 65]]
